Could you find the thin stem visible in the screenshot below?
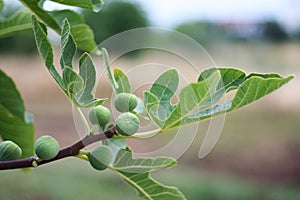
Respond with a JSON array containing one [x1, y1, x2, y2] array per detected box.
[[75, 106, 91, 135], [0, 127, 116, 171], [114, 128, 161, 139]]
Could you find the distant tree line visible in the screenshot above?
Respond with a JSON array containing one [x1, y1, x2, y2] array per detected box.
[[0, 0, 299, 54]]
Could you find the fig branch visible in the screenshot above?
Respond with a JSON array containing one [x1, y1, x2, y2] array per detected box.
[[0, 127, 116, 171]]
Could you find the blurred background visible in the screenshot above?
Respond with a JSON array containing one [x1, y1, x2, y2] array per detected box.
[[0, 0, 300, 199]]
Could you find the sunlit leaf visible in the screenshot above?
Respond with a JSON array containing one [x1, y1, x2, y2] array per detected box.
[[49, 0, 103, 12], [167, 70, 293, 129], [162, 71, 219, 129], [144, 68, 293, 131], [230, 74, 294, 110]]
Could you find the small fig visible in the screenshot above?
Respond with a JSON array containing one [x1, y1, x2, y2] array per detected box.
[[0, 141, 22, 161], [116, 112, 140, 136], [34, 135, 60, 160], [114, 93, 138, 112], [88, 145, 113, 170], [88, 105, 111, 129]]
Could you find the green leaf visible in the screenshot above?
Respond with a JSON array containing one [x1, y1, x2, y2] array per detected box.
[[49, 9, 97, 52], [0, 70, 35, 158], [198, 68, 245, 90], [0, 11, 32, 36], [230, 74, 294, 110], [63, 66, 84, 97], [114, 68, 131, 94], [144, 91, 163, 128], [60, 19, 76, 69], [149, 69, 178, 121], [166, 71, 294, 128], [0, 73, 25, 121], [32, 16, 66, 91], [102, 138, 127, 161], [21, 0, 98, 52], [161, 71, 219, 129], [71, 24, 98, 53], [197, 68, 246, 105], [49, 0, 103, 12], [74, 53, 99, 107], [21, 0, 61, 32], [49, 10, 85, 27], [174, 101, 232, 127], [145, 68, 293, 130], [112, 149, 176, 173], [112, 171, 187, 200], [102, 48, 118, 92]]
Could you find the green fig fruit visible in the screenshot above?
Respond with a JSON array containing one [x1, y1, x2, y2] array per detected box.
[[88, 145, 113, 170], [114, 93, 138, 112], [34, 135, 60, 160], [0, 141, 22, 161], [116, 112, 140, 136], [88, 105, 111, 129]]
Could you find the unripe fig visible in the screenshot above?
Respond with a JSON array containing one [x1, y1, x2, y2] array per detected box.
[[116, 112, 140, 136], [88, 145, 113, 170], [114, 93, 138, 112], [34, 135, 60, 160], [0, 141, 22, 161], [88, 105, 111, 128]]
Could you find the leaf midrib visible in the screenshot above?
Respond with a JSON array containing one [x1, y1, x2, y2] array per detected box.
[[111, 169, 153, 200]]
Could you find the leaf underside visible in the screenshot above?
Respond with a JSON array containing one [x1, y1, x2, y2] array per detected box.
[[114, 171, 187, 200], [112, 149, 176, 173], [33, 17, 103, 107]]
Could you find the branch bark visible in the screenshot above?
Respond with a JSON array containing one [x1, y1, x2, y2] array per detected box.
[[0, 127, 116, 170]]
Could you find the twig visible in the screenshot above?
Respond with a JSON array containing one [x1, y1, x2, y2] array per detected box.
[[0, 127, 116, 170]]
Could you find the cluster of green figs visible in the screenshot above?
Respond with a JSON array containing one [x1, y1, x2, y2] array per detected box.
[[0, 92, 140, 171], [88, 92, 140, 170], [89, 93, 140, 136]]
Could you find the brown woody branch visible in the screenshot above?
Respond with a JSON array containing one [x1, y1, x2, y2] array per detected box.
[[0, 127, 116, 170]]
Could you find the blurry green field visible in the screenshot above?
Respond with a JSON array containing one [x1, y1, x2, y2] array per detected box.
[[1, 107, 300, 200], [1, 159, 300, 200]]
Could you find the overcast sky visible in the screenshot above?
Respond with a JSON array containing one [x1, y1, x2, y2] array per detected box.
[[133, 0, 300, 31]]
